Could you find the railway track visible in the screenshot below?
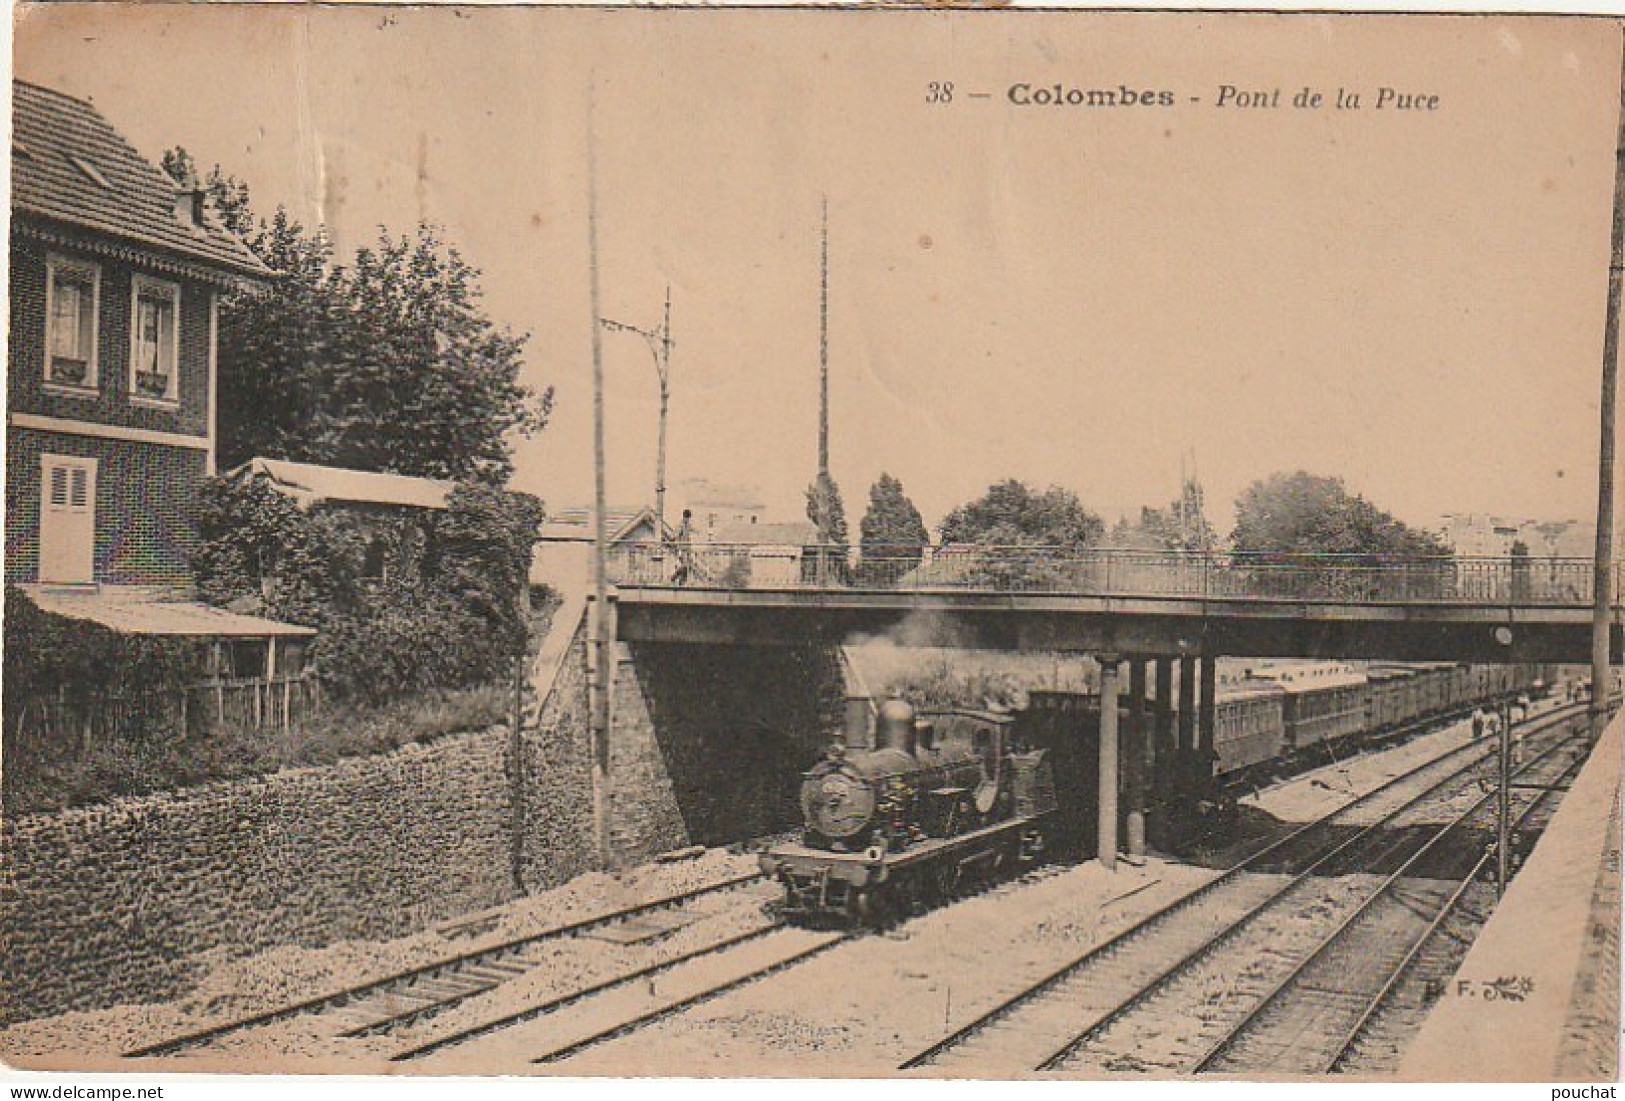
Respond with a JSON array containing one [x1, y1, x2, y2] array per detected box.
[[1321, 751, 1586, 1076], [394, 850, 1075, 1063], [898, 701, 1591, 1074], [1226, 698, 1532, 811], [125, 868, 770, 1059], [1184, 730, 1586, 1075], [525, 927, 851, 1066], [389, 918, 787, 1060]]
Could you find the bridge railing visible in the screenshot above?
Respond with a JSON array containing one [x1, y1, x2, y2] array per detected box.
[[605, 541, 1618, 607]]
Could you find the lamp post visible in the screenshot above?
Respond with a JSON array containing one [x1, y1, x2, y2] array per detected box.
[[601, 286, 674, 538], [1592, 28, 1625, 744], [1497, 694, 1511, 898], [1494, 623, 1514, 898]]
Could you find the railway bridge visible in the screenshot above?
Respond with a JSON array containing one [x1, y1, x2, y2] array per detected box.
[[608, 542, 1621, 662], [558, 543, 1623, 869]]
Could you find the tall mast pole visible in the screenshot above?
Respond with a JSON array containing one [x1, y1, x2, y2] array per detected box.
[[656, 284, 671, 536], [818, 195, 830, 480], [1592, 29, 1625, 742], [587, 79, 612, 866], [600, 292, 674, 537]]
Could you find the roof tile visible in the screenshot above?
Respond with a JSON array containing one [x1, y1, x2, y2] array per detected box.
[[12, 80, 270, 278]]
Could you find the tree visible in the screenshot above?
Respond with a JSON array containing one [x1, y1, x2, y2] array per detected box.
[[1231, 471, 1451, 598], [857, 473, 929, 585], [1139, 475, 1219, 554], [1231, 472, 1448, 559], [937, 480, 1105, 589], [939, 479, 1104, 549], [214, 208, 348, 476], [805, 471, 849, 584], [162, 148, 551, 483]]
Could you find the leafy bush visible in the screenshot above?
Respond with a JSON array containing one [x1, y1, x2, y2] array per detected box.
[[3, 684, 507, 816], [192, 473, 543, 703], [3, 587, 207, 744]]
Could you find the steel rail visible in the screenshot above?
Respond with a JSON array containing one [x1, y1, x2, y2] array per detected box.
[[400, 844, 1075, 1060], [528, 930, 852, 1066], [124, 869, 767, 1058], [897, 699, 1589, 1071], [1187, 728, 1588, 1074], [1318, 751, 1588, 1075], [1029, 712, 1584, 1072], [387, 921, 782, 1058]]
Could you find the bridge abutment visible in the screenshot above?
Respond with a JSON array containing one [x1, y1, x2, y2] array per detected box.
[[603, 640, 845, 865]]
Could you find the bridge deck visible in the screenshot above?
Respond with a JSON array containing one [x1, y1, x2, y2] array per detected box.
[[600, 546, 1622, 661], [610, 586, 1619, 662]]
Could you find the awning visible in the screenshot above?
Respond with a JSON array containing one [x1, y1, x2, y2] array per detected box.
[[18, 586, 316, 639], [230, 457, 456, 511]]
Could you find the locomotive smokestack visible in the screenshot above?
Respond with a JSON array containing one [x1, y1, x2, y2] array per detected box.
[[878, 697, 917, 755]]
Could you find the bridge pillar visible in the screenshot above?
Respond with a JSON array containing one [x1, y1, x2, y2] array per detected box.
[[1154, 657, 1175, 810], [1098, 654, 1121, 871], [1177, 654, 1197, 798], [1198, 654, 1218, 795], [1126, 657, 1148, 859]]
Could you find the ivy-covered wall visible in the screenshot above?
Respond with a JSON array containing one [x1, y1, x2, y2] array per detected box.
[[192, 473, 543, 703]]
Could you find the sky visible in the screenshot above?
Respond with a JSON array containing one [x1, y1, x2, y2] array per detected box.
[[13, 7, 1624, 536]]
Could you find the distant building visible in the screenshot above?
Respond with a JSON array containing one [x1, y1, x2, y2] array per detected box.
[[533, 504, 671, 590], [713, 519, 821, 586], [674, 477, 765, 544], [1436, 513, 1594, 560], [1436, 513, 1526, 558], [541, 504, 665, 546]]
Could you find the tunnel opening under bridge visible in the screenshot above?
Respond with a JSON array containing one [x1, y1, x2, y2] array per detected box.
[[607, 641, 846, 862]]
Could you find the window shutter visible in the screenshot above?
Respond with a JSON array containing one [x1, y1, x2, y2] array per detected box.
[[70, 468, 89, 510], [49, 465, 69, 507]]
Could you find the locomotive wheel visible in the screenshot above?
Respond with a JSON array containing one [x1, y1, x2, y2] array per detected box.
[[892, 871, 922, 917], [849, 886, 889, 928], [849, 887, 872, 927]]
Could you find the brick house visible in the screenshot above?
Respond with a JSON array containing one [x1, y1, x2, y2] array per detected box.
[[6, 79, 272, 593]]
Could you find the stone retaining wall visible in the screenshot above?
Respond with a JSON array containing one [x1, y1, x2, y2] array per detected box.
[[0, 611, 840, 1024], [1, 717, 591, 1025]]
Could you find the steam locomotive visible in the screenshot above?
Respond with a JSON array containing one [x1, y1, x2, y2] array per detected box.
[[759, 698, 1058, 925]]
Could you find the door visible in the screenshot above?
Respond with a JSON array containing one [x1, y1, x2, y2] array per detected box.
[[39, 454, 95, 584]]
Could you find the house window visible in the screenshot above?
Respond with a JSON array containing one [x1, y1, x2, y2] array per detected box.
[[130, 275, 180, 405], [45, 256, 99, 391]]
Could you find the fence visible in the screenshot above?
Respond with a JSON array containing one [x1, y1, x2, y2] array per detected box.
[[6, 674, 322, 760], [609, 542, 1620, 607]]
